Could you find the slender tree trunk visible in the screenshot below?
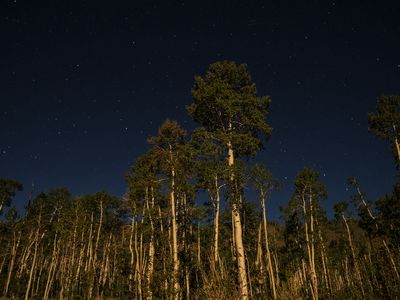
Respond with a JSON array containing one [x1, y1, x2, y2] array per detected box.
[[342, 214, 364, 295], [256, 222, 265, 290], [393, 125, 400, 161], [213, 175, 221, 267], [4, 230, 21, 296], [146, 186, 155, 300], [228, 140, 249, 300], [302, 192, 318, 300], [43, 234, 59, 300], [169, 146, 180, 299], [273, 251, 280, 288], [261, 191, 277, 299], [395, 137, 400, 162], [25, 218, 40, 300], [357, 187, 400, 281], [129, 218, 135, 293], [309, 193, 318, 300]]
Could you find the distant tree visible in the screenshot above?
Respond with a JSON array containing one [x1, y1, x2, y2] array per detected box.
[[376, 183, 400, 248], [368, 95, 400, 162], [0, 178, 23, 215], [251, 163, 280, 299], [287, 167, 327, 300], [148, 119, 191, 299], [188, 60, 272, 300], [126, 150, 160, 299], [190, 127, 227, 268], [333, 201, 364, 296], [347, 177, 377, 235], [347, 176, 400, 285]]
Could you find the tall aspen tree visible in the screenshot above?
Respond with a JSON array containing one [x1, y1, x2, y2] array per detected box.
[[251, 164, 279, 299], [288, 168, 327, 300], [189, 61, 272, 299], [148, 119, 190, 299]]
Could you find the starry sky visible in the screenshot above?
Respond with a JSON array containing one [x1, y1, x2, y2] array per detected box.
[[1, 1, 399, 220]]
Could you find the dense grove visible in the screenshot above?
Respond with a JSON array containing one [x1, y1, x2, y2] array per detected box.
[[1, 62, 399, 299]]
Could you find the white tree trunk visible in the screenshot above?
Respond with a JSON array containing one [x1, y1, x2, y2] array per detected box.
[[228, 141, 249, 300]]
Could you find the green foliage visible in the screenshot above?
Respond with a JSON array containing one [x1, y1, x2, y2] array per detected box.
[[347, 176, 377, 235], [251, 163, 280, 197], [368, 95, 400, 140], [0, 178, 23, 215], [148, 119, 193, 184], [333, 200, 349, 220], [188, 60, 272, 157], [376, 183, 400, 247], [2, 65, 400, 300], [293, 167, 327, 203], [190, 127, 227, 198]]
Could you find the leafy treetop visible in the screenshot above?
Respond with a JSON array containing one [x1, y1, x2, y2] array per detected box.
[[188, 61, 272, 157]]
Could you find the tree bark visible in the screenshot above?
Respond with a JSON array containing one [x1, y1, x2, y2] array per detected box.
[[169, 146, 180, 299], [261, 191, 277, 299], [342, 214, 364, 295], [213, 175, 221, 267], [228, 141, 249, 300]]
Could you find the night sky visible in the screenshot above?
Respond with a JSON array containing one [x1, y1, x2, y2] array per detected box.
[[1, 1, 399, 220]]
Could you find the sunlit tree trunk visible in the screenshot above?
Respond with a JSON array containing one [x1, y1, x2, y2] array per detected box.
[[302, 191, 318, 300], [356, 186, 400, 281], [341, 214, 364, 295], [393, 125, 400, 161], [309, 192, 318, 300], [213, 175, 221, 267], [43, 234, 58, 300], [261, 190, 277, 299], [146, 186, 155, 300], [255, 222, 265, 291], [4, 230, 21, 296], [169, 146, 180, 299], [25, 213, 40, 300], [228, 140, 249, 300], [129, 217, 135, 293]]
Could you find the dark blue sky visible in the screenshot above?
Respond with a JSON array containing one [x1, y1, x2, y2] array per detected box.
[[1, 1, 399, 220]]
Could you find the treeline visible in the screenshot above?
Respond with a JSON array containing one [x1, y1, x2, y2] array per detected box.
[[0, 61, 399, 299]]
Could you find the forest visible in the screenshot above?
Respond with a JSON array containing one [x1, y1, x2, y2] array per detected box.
[[0, 61, 399, 299]]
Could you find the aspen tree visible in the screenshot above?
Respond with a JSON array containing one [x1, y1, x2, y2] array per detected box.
[[189, 61, 272, 299], [348, 177, 400, 283], [287, 168, 327, 300], [251, 164, 280, 299], [333, 201, 364, 296], [148, 119, 190, 299], [191, 127, 226, 268]]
